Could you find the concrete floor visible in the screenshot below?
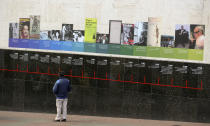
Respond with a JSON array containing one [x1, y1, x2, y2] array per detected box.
[[0, 111, 210, 126]]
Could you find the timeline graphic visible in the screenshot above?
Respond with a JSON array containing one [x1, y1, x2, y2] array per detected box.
[[0, 64, 203, 90]]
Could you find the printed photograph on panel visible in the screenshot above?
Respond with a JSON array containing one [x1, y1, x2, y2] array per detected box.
[[121, 24, 134, 45], [109, 20, 122, 44], [147, 17, 161, 47], [61, 24, 73, 41], [9, 23, 19, 39], [19, 18, 30, 39], [161, 35, 174, 48], [96, 34, 109, 44], [47, 31, 53, 40], [175, 24, 190, 48], [40, 30, 49, 40], [73, 30, 84, 42], [134, 22, 148, 46], [189, 24, 205, 49], [30, 15, 40, 39], [51, 30, 61, 41]]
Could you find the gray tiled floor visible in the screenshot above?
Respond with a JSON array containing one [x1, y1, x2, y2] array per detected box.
[[0, 111, 210, 126]]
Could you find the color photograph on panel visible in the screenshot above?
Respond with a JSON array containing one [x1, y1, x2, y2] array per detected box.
[[61, 24, 73, 41], [175, 24, 190, 48], [109, 20, 122, 44], [84, 18, 97, 43], [161, 35, 174, 48], [96, 34, 109, 44], [30, 15, 40, 39], [73, 30, 84, 42], [134, 22, 148, 46], [9, 23, 19, 39], [189, 24, 205, 50], [121, 24, 134, 45], [40, 30, 49, 40], [19, 18, 30, 39]]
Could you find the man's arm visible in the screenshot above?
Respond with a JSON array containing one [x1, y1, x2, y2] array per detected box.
[[53, 80, 59, 94]]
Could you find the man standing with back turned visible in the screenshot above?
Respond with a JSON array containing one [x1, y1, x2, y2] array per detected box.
[[53, 71, 72, 122]]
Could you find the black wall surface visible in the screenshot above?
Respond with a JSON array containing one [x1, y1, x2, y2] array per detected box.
[[0, 49, 210, 123]]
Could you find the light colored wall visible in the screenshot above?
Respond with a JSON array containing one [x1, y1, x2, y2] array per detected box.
[[203, 0, 210, 62], [0, 0, 210, 62]]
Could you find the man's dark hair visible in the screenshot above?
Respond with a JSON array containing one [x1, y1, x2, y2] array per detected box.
[[59, 71, 65, 77]]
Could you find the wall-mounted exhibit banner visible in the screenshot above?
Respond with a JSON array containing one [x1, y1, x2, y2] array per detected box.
[[8, 16, 203, 61], [19, 18, 30, 39], [9, 23, 19, 39], [84, 18, 97, 43], [8, 38, 203, 61], [30, 15, 40, 39], [109, 20, 122, 44], [147, 17, 161, 47]]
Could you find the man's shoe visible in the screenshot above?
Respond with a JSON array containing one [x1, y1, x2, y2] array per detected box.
[[61, 119, 66, 122], [54, 119, 60, 122]]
